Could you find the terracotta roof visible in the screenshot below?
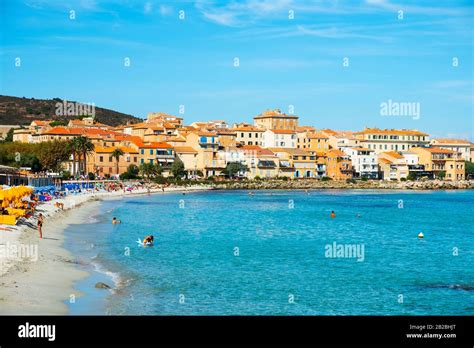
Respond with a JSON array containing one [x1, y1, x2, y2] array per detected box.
[[306, 131, 329, 139], [354, 128, 428, 136], [94, 146, 138, 154], [174, 146, 198, 154], [269, 129, 296, 134], [254, 109, 298, 119], [232, 126, 264, 132], [381, 151, 404, 159], [296, 126, 316, 132], [432, 138, 470, 145], [412, 147, 454, 154], [31, 120, 52, 126], [327, 149, 346, 157]]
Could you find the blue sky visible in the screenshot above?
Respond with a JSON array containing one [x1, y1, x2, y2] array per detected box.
[[0, 0, 473, 140]]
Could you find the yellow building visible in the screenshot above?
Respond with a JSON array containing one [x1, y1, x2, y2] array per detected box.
[[253, 109, 299, 131], [297, 131, 329, 154], [411, 147, 465, 181], [269, 148, 316, 178], [88, 146, 139, 177], [378, 151, 409, 181]]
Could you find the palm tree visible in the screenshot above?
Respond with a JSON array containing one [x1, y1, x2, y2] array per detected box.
[[111, 148, 124, 176], [75, 136, 95, 176], [67, 138, 81, 176], [139, 162, 158, 182]]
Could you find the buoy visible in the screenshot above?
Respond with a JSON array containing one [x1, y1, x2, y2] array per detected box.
[[418, 232, 424, 239]]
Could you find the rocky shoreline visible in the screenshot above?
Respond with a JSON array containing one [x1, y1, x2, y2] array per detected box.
[[207, 179, 474, 191]]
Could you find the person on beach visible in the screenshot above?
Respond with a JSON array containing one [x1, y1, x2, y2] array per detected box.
[[330, 211, 336, 218], [112, 217, 121, 224], [37, 213, 44, 239]]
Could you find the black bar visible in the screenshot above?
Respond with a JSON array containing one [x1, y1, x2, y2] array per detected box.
[[0, 316, 472, 346]]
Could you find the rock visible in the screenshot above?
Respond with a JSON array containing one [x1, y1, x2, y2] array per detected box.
[[95, 282, 111, 289]]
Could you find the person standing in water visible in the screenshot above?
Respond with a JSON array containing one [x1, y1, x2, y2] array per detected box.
[[37, 213, 44, 239], [330, 211, 336, 218]]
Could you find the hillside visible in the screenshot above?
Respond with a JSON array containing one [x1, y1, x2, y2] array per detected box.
[[0, 95, 142, 126]]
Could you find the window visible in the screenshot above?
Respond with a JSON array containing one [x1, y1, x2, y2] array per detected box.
[[109, 156, 112, 162], [150, 159, 154, 164], [140, 159, 144, 164], [99, 156, 103, 162], [150, 149, 154, 155], [141, 149, 144, 155], [134, 157, 137, 162]]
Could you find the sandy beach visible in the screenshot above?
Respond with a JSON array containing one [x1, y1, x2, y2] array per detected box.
[[0, 185, 210, 315]]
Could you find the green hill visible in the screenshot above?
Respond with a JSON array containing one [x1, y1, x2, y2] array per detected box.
[[0, 95, 142, 126]]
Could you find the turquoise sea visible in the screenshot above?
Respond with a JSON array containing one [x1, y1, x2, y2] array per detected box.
[[65, 190, 474, 315]]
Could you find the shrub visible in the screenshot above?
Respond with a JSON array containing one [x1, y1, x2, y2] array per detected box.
[[87, 172, 95, 180], [361, 177, 368, 181], [346, 178, 356, 184], [61, 170, 71, 180], [321, 176, 331, 181]]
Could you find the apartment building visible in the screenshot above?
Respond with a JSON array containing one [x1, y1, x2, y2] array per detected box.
[[411, 147, 465, 181], [354, 128, 429, 153], [325, 149, 353, 180]]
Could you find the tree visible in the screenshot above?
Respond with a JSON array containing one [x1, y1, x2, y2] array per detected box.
[[171, 158, 185, 178], [111, 148, 124, 175], [4, 128, 14, 142], [437, 171, 446, 180], [139, 162, 159, 181], [465, 161, 474, 178], [75, 136, 95, 175], [36, 141, 72, 172], [120, 164, 140, 180], [222, 162, 248, 178]]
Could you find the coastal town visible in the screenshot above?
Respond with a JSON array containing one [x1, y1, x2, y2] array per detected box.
[[6, 108, 473, 182]]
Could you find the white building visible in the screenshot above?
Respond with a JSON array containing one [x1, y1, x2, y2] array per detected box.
[[262, 129, 297, 148], [343, 147, 378, 178]]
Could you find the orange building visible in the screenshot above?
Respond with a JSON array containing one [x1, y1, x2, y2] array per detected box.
[[325, 149, 353, 180]]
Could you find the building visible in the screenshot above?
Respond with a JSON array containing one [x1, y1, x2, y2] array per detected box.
[[321, 130, 360, 151], [262, 129, 297, 148], [174, 146, 199, 177], [343, 147, 378, 178], [411, 147, 465, 181], [87, 146, 139, 177], [232, 123, 264, 146], [253, 109, 298, 131], [325, 149, 353, 180], [378, 151, 409, 181], [297, 131, 329, 154], [270, 148, 316, 178], [430, 138, 471, 162], [354, 128, 429, 153]]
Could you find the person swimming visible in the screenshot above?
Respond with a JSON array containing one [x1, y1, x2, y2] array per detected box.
[[112, 217, 121, 224], [143, 235, 154, 246], [330, 211, 336, 218]]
